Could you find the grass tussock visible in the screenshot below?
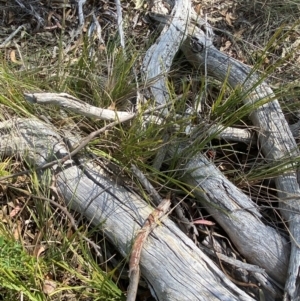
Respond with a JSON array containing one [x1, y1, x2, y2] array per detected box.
[[0, 0, 300, 300]]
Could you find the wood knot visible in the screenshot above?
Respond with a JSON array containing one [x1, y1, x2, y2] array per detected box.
[[190, 37, 203, 53]]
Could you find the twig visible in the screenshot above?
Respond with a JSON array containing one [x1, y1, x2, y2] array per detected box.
[[114, 0, 125, 49], [77, 0, 87, 26], [131, 164, 163, 205], [202, 242, 282, 296], [87, 13, 105, 58], [202, 246, 265, 273], [24, 93, 134, 121], [0, 25, 25, 48], [127, 198, 171, 301], [173, 198, 198, 236], [91, 13, 104, 44], [14, 0, 44, 27], [0, 103, 169, 182]]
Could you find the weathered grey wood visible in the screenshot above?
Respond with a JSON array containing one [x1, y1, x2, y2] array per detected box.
[[20, 92, 287, 297], [145, 0, 289, 293], [148, 0, 300, 297], [0, 0, 296, 299], [23, 91, 298, 147], [0, 118, 256, 301], [142, 0, 190, 113], [24, 92, 133, 121], [180, 16, 300, 300], [22, 90, 288, 296], [180, 151, 289, 284], [57, 163, 257, 301]]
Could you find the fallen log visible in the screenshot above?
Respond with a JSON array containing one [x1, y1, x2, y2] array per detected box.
[[19, 89, 287, 298], [22, 90, 288, 298], [0, 0, 297, 299], [0, 117, 257, 300], [146, 1, 300, 300], [180, 20, 300, 300]]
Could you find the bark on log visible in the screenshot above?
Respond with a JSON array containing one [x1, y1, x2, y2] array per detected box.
[[0, 118, 256, 301], [180, 24, 300, 300], [144, 0, 300, 299], [22, 89, 289, 297], [0, 0, 298, 300]]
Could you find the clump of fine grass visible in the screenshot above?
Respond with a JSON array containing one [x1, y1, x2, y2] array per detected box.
[[0, 1, 300, 300], [0, 29, 139, 301]]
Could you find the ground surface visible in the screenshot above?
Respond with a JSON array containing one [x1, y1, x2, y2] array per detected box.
[[0, 0, 300, 300]]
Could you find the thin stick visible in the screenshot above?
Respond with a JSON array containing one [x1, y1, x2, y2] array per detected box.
[[114, 0, 125, 49], [127, 198, 171, 301], [77, 0, 87, 26], [92, 13, 104, 44], [0, 103, 169, 182], [131, 164, 163, 205], [0, 25, 25, 48]]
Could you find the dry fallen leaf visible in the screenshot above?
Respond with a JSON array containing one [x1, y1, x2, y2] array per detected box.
[[135, 0, 144, 9], [10, 50, 22, 65], [220, 40, 232, 52], [13, 220, 22, 240], [107, 102, 116, 110], [234, 28, 246, 39], [9, 205, 22, 218], [194, 4, 202, 15], [225, 12, 236, 27], [43, 279, 57, 295], [33, 244, 47, 258]]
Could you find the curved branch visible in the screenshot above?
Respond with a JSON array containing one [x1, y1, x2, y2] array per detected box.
[[180, 17, 300, 300], [24, 93, 134, 121], [0, 117, 255, 301], [145, 0, 289, 293]]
